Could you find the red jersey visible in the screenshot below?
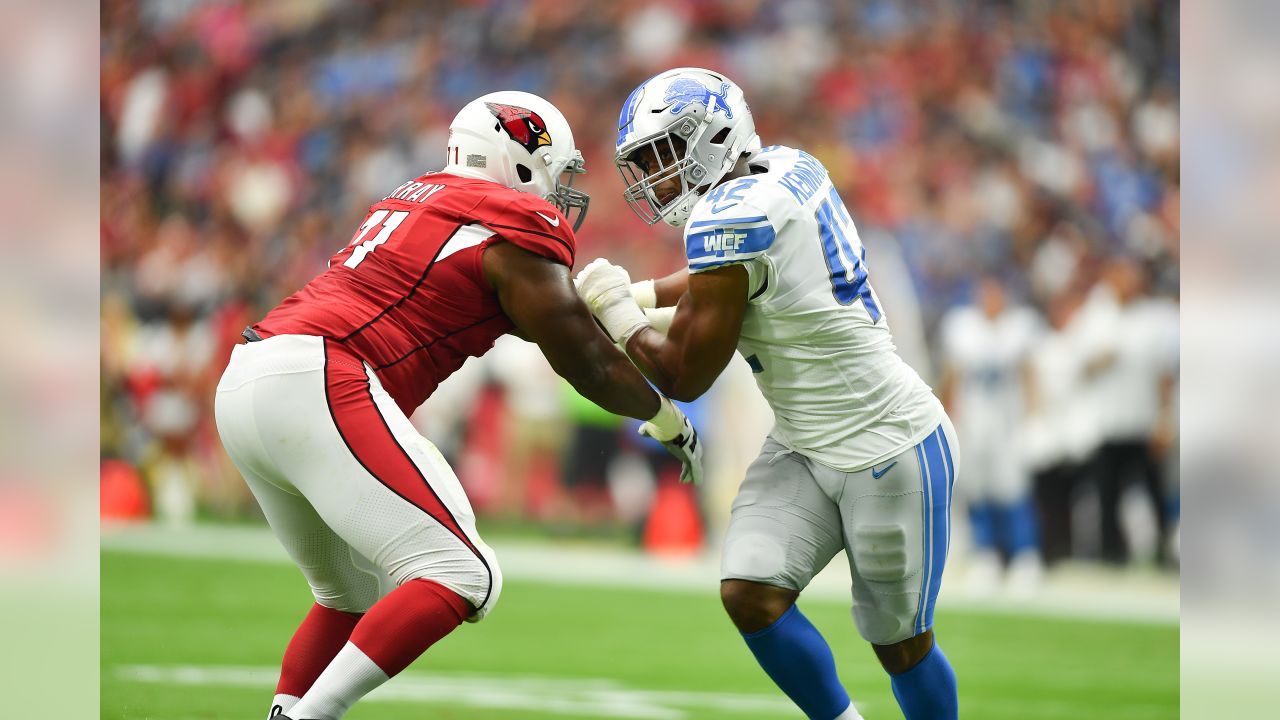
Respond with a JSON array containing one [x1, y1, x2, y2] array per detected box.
[[255, 172, 576, 415]]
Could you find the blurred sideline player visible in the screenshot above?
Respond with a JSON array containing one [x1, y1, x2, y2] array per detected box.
[[214, 91, 702, 720], [939, 277, 1043, 595], [1076, 257, 1177, 566], [1023, 289, 1093, 566], [576, 68, 959, 720]]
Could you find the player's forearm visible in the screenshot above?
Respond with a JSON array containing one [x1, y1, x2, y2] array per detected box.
[[1021, 362, 1040, 414], [565, 343, 662, 420], [1155, 371, 1177, 432], [653, 269, 689, 307], [624, 327, 710, 403], [938, 368, 957, 410], [1158, 371, 1175, 411]]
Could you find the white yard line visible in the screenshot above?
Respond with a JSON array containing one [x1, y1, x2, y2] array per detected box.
[[113, 663, 1173, 720], [102, 523, 1178, 625], [114, 664, 804, 719]]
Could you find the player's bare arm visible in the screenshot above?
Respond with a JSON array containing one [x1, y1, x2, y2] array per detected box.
[[483, 241, 661, 420], [627, 266, 747, 402], [487, 241, 705, 485], [630, 268, 689, 308], [579, 259, 748, 403], [653, 269, 689, 306]]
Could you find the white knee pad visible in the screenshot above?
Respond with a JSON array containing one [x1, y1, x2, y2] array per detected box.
[[721, 531, 791, 586], [850, 522, 919, 645]]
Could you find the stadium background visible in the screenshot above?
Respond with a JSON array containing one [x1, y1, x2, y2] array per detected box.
[[99, 1, 1180, 718]]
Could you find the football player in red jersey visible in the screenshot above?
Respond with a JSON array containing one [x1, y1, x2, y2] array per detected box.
[[214, 91, 702, 720]]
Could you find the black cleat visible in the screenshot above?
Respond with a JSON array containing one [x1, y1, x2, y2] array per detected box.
[[269, 704, 317, 720]]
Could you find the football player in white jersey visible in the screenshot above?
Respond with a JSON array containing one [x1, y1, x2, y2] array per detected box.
[[939, 276, 1044, 596], [575, 68, 959, 720]]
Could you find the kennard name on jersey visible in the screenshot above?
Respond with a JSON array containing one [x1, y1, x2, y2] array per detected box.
[[683, 145, 944, 472]]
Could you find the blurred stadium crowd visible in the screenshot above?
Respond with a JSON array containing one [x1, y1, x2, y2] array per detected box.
[[100, 0, 1179, 575]]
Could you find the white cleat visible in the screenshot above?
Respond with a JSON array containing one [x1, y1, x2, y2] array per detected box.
[[964, 551, 1003, 598], [1005, 550, 1044, 600], [834, 701, 866, 719]]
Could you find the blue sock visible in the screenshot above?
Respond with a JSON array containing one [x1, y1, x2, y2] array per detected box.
[[968, 503, 996, 551], [890, 641, 958, 720], [741, 604, 851, 720], [999, 497, 1040, 556]]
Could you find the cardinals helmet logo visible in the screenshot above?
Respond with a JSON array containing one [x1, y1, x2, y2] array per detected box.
[[485, 102, 553, 154]]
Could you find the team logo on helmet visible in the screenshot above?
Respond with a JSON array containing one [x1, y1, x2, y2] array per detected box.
[[663, 79, 734, 118], [485, 102, 553, 154]]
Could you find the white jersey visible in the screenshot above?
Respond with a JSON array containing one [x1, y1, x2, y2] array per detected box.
[[939, 304, 1040, 442], [683, 145, 943, 472], [1024, 324, 1096, 469], [1075, 288, 1179, 442]]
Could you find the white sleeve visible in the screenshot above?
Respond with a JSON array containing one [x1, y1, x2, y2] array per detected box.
[[683, 195, 777, 273]]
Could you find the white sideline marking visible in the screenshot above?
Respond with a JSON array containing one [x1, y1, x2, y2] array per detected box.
[[101, 523, 1179, 625], [114, 664, 1175, 720], [114, 664, 802, 719]]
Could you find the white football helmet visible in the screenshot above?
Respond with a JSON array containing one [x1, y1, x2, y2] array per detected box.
[[445, 90, 589, 230], [615, 68, 759, 227]]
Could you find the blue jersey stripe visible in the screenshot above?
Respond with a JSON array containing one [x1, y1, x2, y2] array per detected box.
[[688, 255, 765, 272], [938, 427, 955, 558], [918, 427, 951, 634], [688, 214, 769, 229], [686, 224, 776, 266], [915, 442, 931, 635]]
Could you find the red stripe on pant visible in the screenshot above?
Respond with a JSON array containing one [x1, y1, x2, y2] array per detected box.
[[322, 339, 484, 562]]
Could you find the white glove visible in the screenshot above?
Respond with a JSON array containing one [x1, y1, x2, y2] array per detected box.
[[640, 396, 704, 485], [574, 258, 650, 344], [630, 279, 657, 309], [643, 306, 676, 334]]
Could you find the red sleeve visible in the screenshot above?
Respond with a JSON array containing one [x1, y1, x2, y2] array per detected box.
[[475, 192, 576, 268]]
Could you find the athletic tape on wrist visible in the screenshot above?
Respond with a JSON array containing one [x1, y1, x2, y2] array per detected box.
[[644, 396, 684, 441], [630, 279, 657, 309]]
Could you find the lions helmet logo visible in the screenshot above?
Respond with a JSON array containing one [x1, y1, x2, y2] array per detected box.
[[664, 79, 734, 118], [485, 102, 552, 154]]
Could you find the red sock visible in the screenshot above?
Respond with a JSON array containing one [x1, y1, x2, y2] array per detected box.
[[348, 579, 470, 677], [276, 603, 362, 697]]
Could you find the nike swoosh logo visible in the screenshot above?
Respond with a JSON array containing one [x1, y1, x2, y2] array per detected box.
[[870, 461, 898, 479], [535, 211, 560, 227]]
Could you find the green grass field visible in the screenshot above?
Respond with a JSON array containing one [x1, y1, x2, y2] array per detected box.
[[102, 550, 1177, 720]]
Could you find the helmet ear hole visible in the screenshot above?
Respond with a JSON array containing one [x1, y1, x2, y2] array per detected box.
[[709, 127, 731, 145], [516, 164, 533, 183], [494, 121, 501, 132]]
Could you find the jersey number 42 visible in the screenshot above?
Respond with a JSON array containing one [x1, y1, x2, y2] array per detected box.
[[814, 187, 881, 322]]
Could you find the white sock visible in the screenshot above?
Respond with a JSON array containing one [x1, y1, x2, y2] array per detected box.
[[268, 694, 300, 718], [285, 642, 389, 720], [834, 701, 866, 719]]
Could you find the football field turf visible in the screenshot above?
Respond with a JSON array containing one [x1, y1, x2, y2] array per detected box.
[[102, 550, 1177, 720]]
